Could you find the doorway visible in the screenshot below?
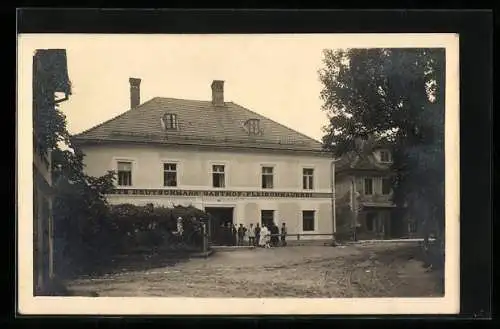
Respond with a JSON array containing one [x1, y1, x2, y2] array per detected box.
[[204, 207, 234, 245], [261, 210, 275, 228]]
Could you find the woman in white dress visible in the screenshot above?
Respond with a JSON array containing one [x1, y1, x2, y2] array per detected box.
[[260, 225, 270, 248]]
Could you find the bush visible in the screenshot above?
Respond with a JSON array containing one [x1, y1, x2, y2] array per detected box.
[[55, 202, 209, 278]]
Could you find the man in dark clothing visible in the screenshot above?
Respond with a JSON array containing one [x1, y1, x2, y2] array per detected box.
[[255, 223, 261, 247], [237, 224, 245, 246], [281, 222, 287, 247], [270, 223, 279, 247]]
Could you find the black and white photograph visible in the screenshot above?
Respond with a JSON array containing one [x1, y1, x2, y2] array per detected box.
[[18, 33, 460, 315]]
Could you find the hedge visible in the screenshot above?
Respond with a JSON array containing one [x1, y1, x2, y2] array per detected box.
[[54, 203, 209, 278]]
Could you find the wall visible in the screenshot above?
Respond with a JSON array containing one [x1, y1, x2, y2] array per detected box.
[[80, 143, 334, 239], [81, 143, 333, 192]]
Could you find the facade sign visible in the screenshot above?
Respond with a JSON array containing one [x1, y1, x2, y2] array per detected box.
[[110, 188, 332, 199]]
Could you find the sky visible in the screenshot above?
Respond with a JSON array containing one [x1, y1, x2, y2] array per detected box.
[[19, 33, 458, 143], [20, 34, 347, 142]]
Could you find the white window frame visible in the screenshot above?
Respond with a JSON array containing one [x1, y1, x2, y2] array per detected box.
[[301, 166, 315, 190], [161, 113, 179, 130], [247, 119, 261, 135], [210, 162, 227, 189], [301, 210, 316, 232], [161, 159, 180, 188], [261, 164, 275, 189], [113, 157, 137, 188]]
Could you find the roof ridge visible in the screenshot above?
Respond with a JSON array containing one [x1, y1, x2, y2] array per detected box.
[[156, 96, 212, 103], [73, 97, 159, 137], [229, 102, 322, 145]]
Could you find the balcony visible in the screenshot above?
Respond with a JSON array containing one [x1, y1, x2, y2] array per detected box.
[[358, 193, 394, 207]]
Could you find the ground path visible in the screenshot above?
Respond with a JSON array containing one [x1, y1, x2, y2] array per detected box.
[[66, 243, 443, 298]]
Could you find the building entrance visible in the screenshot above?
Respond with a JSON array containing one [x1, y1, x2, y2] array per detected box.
[[205, 207, 234, 245], [261, 210, 275, 228]]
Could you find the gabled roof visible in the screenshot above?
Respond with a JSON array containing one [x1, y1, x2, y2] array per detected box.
[[336, 152, 391, 173], [73, 97, 326, 154], [335, 137, 393, 173]]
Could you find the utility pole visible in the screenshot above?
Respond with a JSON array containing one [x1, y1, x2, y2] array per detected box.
[[330, 160, 337, 243]]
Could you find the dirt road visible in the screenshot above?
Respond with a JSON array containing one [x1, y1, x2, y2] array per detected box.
[[66, 243, 443, 297]]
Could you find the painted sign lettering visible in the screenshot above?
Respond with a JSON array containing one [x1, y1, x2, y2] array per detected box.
[[110, 189, 332, 198]]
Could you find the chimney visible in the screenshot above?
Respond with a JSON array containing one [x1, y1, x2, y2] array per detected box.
[[129, 77, 141, 109], [211, 80, 224, 106]]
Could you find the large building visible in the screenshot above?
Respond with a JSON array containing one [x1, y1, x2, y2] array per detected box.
[[334, 136, 418, 240], [73, 79, 336, 243]]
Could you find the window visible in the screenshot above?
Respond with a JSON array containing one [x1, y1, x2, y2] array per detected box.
[[163, 163, 177, 187], [212, 165, 225, 188], [261, 210, 274, 227], [382, 178, 392, 195], [303, 168, 314, 190], [246, 119, 261, 135], [262, 166, 274, 189], [364, 178, 373, 195], [302, 211, 315, 231], [162, 113, 178, 130], [117, 161, 132, 186], [379, 150, 392, 163]]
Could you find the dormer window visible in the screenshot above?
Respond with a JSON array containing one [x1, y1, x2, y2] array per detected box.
[[379, 150, 392, 163], [245, 119, 261, 135], [161, 113, 178, 130]]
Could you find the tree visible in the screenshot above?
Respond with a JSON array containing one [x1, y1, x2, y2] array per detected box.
[[319, 48, 445, 267], [36, 88, 116, 277], [50, 117, 117, 276]]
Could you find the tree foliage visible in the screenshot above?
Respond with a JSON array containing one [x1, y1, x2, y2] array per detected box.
[[319, 48, 445, 262], [34, 73, 117, 276]]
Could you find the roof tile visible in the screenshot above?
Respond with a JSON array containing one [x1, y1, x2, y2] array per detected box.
[[74, 97, 324, 152]]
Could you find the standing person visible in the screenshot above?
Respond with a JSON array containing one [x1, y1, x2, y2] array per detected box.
[[280, 222, 287, 247], [259, 224, 269, 247], [270, 222, 279, 247], [248, 223, 256, 246], [255, 223, 261, 247], [237, 224, 245, 246], [232, 223, 238, 246], [265, 225, 272, 248], [176, 217, 184, 244]]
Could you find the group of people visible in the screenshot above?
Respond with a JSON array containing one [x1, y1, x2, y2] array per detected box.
[[216, 222, 288, 248]]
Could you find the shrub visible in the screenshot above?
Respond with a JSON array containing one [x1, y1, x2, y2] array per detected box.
[[55, 202, 209, 278]]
